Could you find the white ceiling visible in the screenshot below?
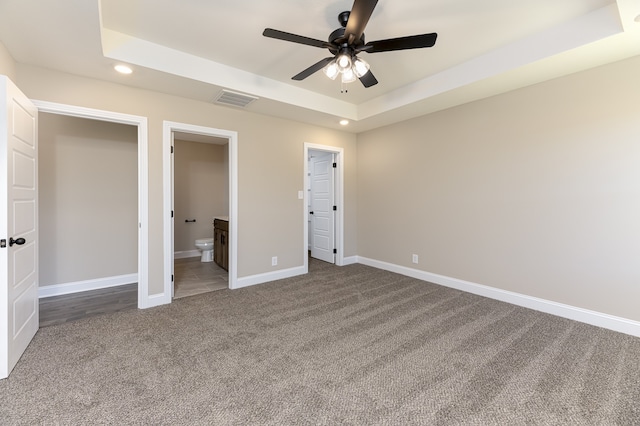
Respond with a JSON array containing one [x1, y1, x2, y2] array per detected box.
[[1, 0, 640, 132]]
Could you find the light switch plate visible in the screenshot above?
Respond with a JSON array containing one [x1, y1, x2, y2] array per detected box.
[[298, 190, 304, 200]]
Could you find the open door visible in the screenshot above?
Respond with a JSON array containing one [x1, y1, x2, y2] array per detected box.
[[310, 151, 335, 263], [0, 76, 39, 379], [170, 130, 175, 299]]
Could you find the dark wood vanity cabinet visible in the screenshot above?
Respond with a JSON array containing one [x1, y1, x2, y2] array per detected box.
[[214, 218, 228, 271]]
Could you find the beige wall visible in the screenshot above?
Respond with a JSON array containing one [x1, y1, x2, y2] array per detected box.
[[17, 63, 358, 292], [173, 139, 228, 253], [39, 113, 138, 286], [357, 55, 640, 322], [22, 48, 638, 323], [0, 40, 16, 81]]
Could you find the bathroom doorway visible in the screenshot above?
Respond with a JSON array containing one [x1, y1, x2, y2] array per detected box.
[[162, 121, 238, 300], [172, 132, 229, 299]]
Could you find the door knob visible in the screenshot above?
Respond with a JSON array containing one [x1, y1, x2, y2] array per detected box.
[[9, 237, 25, 247]]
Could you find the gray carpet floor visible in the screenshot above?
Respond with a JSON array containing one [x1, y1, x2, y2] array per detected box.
[[1, 260, 639, 425]]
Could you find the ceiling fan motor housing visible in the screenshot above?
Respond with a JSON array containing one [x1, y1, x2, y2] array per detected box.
[[328, 28, 344, 54], [329, 29, 364, 56], [338, 11, 350, 27]]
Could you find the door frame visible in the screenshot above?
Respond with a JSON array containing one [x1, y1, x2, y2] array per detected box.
[[32, 100, 151, 308], [303, 143, 344, 270], [162, 121, 238, 296]]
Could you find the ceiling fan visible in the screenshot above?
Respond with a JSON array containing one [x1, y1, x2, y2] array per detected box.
[[262, 0, 437, 89]]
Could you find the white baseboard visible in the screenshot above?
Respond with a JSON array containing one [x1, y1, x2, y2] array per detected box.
[[356, 256, 640, 338], [39, 274, 138, 299], [234, 266, 306, 290], [174, 250, 200, 259], [341, 256, 358, 266]]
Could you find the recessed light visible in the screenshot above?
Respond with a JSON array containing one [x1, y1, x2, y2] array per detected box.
[[114, 64, 133, 74], [339, 119, 349, 125]]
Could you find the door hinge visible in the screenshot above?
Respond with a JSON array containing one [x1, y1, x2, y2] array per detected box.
[[332, 162, 337, 168], [171, 146, 174, 154], [171, 210, 174, 218], [333, 248, 337, 254], [333, 205, 337, 211], [171, 274, 174, 282], [0, 239, 5, 248]]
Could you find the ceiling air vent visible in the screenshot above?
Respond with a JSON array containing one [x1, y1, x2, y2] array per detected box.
[[214, 90, 258, 108]]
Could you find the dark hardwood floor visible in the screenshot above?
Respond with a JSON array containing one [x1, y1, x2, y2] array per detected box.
[[39, 257, 228, 327], [39, 283, 138, 328]]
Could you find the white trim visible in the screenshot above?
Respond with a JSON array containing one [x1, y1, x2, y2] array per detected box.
[[31, 100, 150, 309], [303, 143, 345, 273], [357, 256, 640, 338], [174, 250, 200, 259], [163, 121, 238, 300], [38, 274, 138, 298], [342, 256, 358, 265], [235, 266, 306, 289], [145, 293, 169, 309]]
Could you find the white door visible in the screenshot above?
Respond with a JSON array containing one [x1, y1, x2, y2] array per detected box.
[[0, 76, 39, 379], [310, 151, 335, 263], [170, 132, 175, 299]]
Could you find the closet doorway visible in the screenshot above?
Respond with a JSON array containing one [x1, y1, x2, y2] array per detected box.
[[303, 143, 345, 271], [34, 101, 150, 309], [308, 150, 336, 263]]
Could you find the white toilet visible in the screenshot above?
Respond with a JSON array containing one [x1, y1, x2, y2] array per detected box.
[[195, 238, 214, 262]]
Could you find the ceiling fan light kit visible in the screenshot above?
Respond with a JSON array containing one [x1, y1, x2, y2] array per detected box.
[[263, 0, 437, 91], [322, 55, 370, 93]]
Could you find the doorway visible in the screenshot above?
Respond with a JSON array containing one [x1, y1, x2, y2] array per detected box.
[[163, 121, 238, 299], [308, 150, 336, 263], [33, 100, 150, 308], [172, 133, 229, 298], [303, 143, 345, 272], [38, 112, 138, 321]]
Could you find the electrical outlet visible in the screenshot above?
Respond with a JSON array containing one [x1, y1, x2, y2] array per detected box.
[[412, 254, 419, 264], [272, 256, 278, 266]]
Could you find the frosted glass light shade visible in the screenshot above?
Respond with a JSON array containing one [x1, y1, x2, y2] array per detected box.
[[322, 61, 339, 80], [336, 53, 352, 72], [341, 67, 357, 83], [353, 57, 370, 78]]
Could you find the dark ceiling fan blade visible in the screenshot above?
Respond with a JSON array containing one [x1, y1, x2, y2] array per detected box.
[[292, 57, 335, 81], [263, 28, 333, 49], [362, 33, 438, 53], [359, 70, 378, 88], [344, 0, 378, 44]]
